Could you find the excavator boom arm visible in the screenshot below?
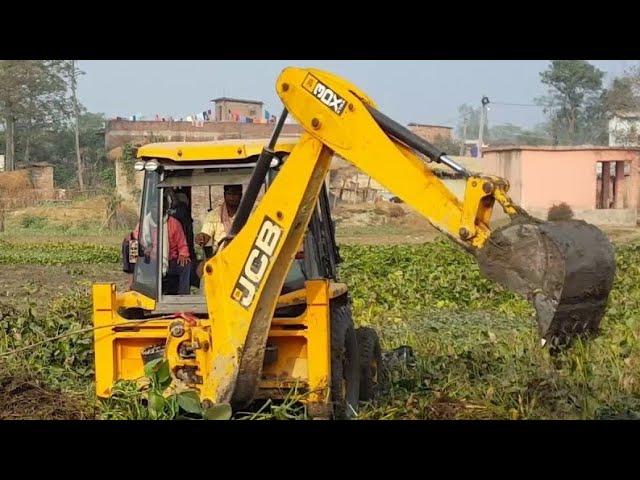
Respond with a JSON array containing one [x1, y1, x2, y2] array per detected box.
[[276, 67, 522, 250]]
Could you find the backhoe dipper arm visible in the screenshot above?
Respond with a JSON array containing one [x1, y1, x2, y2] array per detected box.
[[195, 67, 614, 407]]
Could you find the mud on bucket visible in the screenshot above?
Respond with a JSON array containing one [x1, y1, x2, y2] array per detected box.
[[475, 218, 616, 353]]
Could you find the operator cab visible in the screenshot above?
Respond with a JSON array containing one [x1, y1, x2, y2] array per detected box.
[[127, 140, 341, 315]]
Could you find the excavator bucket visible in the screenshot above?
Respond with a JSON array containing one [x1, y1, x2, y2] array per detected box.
[[475, 218, 616, 353]]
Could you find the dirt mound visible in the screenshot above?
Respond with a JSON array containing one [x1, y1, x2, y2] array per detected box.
[[335, 202, 433, 230], [373, 200, 406, 218], [547, 202, 574, 221], [0, 373, 94, 420]]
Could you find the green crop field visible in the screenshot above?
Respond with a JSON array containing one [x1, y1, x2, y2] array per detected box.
[[1, 237, 639, 420]]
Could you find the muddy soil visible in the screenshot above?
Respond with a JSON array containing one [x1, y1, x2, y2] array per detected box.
[[0, 263, 129, 313], [0, 373, 94, 419]]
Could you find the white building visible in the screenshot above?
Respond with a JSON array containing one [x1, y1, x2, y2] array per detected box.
[[609, 112, 640, 147]]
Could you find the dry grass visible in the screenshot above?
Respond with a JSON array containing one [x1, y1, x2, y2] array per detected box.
[[0, 170, 33, 193], [8, 197, 109, 226], [1, 195, 137, 241]]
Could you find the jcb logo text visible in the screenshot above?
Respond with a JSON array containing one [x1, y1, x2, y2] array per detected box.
[[232, 216, 283, 309], [302, 74, 347, 115]]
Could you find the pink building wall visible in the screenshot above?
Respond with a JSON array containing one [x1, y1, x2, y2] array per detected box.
[[482, 146, 640, 226], [481, 149, 523, 205]]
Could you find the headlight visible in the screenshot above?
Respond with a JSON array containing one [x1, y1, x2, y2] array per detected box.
[[134, 161, 145, 171], [145, 159, 160, 171]]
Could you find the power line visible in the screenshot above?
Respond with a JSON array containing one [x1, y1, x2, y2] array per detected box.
[[491, 101, 547, 108], [435, 100, 550, 129]]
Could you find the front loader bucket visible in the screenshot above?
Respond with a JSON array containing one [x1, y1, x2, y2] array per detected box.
[[475, 218, 615, 353]]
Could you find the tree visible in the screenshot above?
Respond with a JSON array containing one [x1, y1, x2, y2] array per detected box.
[[63, 60, 86, 191], [24, 112, 108, 189], [586, 65, 640, 146], [536, 60, 605, 145], [582, 89, 609, 145], [431, 134, 462, 154], [603, 76, 640, 114], [457, 104, 482, 141], [456, 103, 490, 147], [76, 112, 108, 188], [489, 123, 553, 146], [0, 60, 72, 170]]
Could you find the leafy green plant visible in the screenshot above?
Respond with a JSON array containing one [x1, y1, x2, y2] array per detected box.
[[0, 240, 120, 265], [99, 167, 116, 190], [0, 289, 94, 388], [339, 241, 529, 320], [20, 215, 48, 229], [143, 358, 232, 420], [98, 380, 150, 420], [235, 383, 309, 420], [121, 143, 138, 189]]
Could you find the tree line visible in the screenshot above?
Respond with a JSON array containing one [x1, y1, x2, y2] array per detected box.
[[0, 60, 111, 190], [2, 60, 640, 190], [450, 60, 640, 150]]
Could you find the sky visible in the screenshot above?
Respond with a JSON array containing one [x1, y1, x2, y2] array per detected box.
[[76, 60, 637, 130]]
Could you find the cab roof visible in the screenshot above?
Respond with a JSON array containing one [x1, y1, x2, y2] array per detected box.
[[136, 137, 299, 162]]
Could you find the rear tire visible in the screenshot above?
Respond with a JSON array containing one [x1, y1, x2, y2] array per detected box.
[[330, 297, 360, 419], [356, 327, 386, 401]]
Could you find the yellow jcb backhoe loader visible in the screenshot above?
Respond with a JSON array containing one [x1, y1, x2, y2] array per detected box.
[[92, 67, 616, 419]]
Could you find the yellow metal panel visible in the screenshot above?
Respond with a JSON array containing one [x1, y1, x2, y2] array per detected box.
[[93, 283, 169, 397], [276, 281, 348, 308], [276, 289, 308, 308], [271, 316, 307, 326], [137, 139, 298, 162], [261, 337, 308, 381], [93, 283, 116, 398], [116, 339, 158, 380], [115, 290, 156, 311], [305, 279, 331, 405], [266, 330, 307, 337]]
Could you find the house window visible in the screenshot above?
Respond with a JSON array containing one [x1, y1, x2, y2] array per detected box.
[[249, 108, 256, 116]]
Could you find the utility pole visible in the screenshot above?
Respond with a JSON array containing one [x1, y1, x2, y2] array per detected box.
[[70, 60, 84, 192], [478, 96, 490, 158]]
